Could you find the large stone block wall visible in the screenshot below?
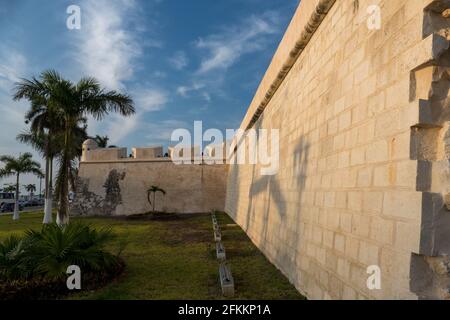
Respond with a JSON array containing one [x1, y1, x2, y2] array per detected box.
[[225, 0, 450, 299], [73, 160, 228, 216]]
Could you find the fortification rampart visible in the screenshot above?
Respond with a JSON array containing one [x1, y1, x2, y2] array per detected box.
[[73, 141, 228, 215], [225, 0, 450, 299]]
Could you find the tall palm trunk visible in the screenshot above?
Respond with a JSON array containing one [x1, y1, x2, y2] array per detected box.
[[43, 155, 52, 224], [13, 173, 20, 220], [56, 126, 70, 226]]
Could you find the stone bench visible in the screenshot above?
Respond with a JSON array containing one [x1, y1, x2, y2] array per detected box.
[[214, 228, 222, 242], [219, 263, 235, 297], [216, 241, 226, 261]]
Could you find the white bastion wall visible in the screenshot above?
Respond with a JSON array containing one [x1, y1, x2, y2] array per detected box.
[[225, 0, 450, 299]]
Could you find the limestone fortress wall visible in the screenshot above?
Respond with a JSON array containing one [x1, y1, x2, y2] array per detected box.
[[225, 0, 450, 299], [73, 143, 228, 215], [73, 0, 450, 299]]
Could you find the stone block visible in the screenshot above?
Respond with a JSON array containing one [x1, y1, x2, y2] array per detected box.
[[219, 263, 235, 297], [350, 147, 366, 166], [348, 192, 363, 211], [214, 229, 222, 242], [382, 191, 422, 220], [216, 241, 226, 261], [334, 233, 346, 253], [366, 140, 389, 163], [358, 241, 379, 265], [351, 215, 371, 238], [362, 192, 383, 214]]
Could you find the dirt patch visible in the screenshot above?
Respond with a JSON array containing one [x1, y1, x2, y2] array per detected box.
[[159, 217, 212, 245], [104, 212, 211, 222], [125, 213, 181, 221]]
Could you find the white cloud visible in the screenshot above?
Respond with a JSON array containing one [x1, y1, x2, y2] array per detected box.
[[196, 11, 280, 74], [0, 48, 29, 140], [202, 92, 211, 102], [73, 0, 169, 144], [169, 51, 188, 70], [144, 120, 189, 144], [106, 114, 139, 146], [0, 49, 46, 190], [176, 82, 204, 97], [106, 88, 169, 144], [0, 49, 26, 93], [75, 0, 142, 90], [133, 88, 168, 112], [176, 82, 211, 103]]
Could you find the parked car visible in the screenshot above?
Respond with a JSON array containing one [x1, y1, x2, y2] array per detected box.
[[0, 203, 24, 213], [0, 192, 15, 208], [25, 199, 37, 207], [23, 199, 41, 207]]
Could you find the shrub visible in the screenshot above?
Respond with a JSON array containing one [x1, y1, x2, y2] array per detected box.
[[0, 222, 120, 282], [0, 235, 35, 280]]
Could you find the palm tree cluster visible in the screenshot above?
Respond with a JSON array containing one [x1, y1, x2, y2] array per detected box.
[[7, 70, 135, 226], [0, 153, 42, 220]]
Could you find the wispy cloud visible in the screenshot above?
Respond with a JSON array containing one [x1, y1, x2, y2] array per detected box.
[[0, 48, 45, 188], [176, 82, 204, 97], [107, 87, 169, 144], [195, 11, 281, 74], [169, 51, 189, 70], [133, 88, 168, 112], [0, 49, 26, 93], [0, 48, 28, 136], [176, 82, 212, 103], [174, 10, 283, 107], [201, 92, 211, 103], [73, 0, 168, 144], [144, 119, 190, 145], [75, 0, 142, 90]]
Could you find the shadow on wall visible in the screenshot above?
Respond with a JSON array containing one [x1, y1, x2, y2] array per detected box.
[[226, 158, 241, 216], [244, 132, 310, 278]]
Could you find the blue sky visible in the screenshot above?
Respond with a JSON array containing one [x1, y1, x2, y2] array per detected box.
[[0, 0, 298, 189]]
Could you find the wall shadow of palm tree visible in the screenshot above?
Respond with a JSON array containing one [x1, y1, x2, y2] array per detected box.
[[243, 130, 310, 269]]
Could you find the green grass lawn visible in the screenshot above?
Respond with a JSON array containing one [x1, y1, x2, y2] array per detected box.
[[0, 211, 304, 300]]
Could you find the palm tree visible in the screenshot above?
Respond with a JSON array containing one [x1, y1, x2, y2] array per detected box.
[[0, 153, 42, 220], [14, 70, 65, 224], [38, 72, 134, 226], [13, 70, 129, 226], [24, 184, 37, 200], [93, 135, 109, 148], [3, 184, 16, 194], [146, 186, 166, 213], [16, 130, 62, 224]]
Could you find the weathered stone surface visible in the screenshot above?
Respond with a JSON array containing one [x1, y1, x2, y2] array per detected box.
[[73, 161, 228, 215], [225, 0, 450, 300]]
